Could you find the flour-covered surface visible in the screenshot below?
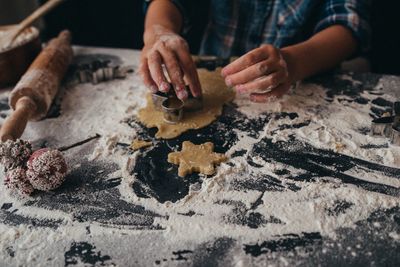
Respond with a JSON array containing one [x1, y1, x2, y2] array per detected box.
[[0, 47, 399, 267]]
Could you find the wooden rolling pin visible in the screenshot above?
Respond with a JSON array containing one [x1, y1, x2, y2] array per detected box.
[[0, 30, 73, 141]]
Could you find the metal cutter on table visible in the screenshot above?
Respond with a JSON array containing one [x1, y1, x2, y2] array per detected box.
[[75, 60, 134, 85], [371, 101, 400, 145]]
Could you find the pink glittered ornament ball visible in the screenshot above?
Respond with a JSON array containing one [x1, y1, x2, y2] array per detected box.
[[26, 148, 68, 191]]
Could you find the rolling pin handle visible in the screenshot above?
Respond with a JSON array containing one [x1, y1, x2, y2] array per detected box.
[[0, 96, 36, 142], [58, 30, 72, 43]]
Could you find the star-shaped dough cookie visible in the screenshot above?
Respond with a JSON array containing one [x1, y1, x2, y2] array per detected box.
[[168, 141, 227, 177]]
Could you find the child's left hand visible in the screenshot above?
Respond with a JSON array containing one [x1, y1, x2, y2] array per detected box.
[[221, 44, 292, 103]]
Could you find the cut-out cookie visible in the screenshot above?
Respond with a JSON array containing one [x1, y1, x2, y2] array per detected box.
[[137, 69, 235, 139], [131, 139, 152, 150], [168, 141, 227, 177]]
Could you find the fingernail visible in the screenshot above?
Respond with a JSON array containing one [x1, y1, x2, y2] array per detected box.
[[268, 96, 278, 102], [235, 85, 245, 94], [191, 89, 200, 98], [221, 68, 227, 77], [250, 94, 276, 103], [225, 78, 232, 87], [194, 90, 202, 98], [250, 94, 264, 103], [160, 82, 170, 92], [177, 88, 188, 100], [249, 95, 260, 103], [149, 85, 158, 93]]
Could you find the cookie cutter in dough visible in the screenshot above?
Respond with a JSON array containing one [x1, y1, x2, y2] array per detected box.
[[161, 97, 184, 124], [370, 101, 400, 146], [152, 84, 203, 123], [183, 90, 203, 111], [152, 91, 169, 111]]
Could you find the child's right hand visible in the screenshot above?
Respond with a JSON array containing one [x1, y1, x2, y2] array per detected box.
[[221, 44, 293, 103]]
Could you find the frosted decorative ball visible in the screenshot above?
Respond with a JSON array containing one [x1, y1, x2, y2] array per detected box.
[[4, 167, 34, 196], [26, 148, 68, 191]]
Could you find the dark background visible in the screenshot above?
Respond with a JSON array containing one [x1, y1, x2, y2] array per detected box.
[[40, 0, 399, 75]]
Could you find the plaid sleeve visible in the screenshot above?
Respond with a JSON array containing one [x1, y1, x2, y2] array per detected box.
[[143, 0, 191, 34], [314, 0, 371, 54]]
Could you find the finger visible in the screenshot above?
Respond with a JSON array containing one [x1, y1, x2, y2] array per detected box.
[[250, 85, 290, 102], [235, 70, 287, 94], [147, 51, 170, 92], [139, 59, 157, 92], [250, 83, 291, 103], [158, 47, 187, 100], [221, 46, 270, 77], [176, 49, 202, 97], [224, 58, 280, 87]]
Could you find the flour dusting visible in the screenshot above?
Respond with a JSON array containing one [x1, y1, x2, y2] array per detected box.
[[0, 47, 399, 266]]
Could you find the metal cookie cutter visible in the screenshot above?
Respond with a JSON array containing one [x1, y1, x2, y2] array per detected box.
[[152, 91, 169, 111], [162, 97, 184, 124], [390, 102, 400, 145], [114, 65, 135, 79], [152, 85, 203, 124], [183, 86, 203, 111], [75, 60, 134, 84], [76, 63, 91, 83], [371, 116, 394, 137], [370, 101, 400, 146], [92, 60, 105, 84], [101, 60, 114, 81], [391, 124, 400, 146], [394, 101, 400, 124]]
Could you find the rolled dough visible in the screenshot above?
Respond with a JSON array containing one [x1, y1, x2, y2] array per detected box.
[[168, 141, 227, 177], [137, 69, 235, 139]]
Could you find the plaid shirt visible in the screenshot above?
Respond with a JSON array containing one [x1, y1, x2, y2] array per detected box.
[[166, 0, 371, 58]]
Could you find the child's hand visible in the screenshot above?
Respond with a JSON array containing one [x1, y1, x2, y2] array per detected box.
[[139, 25, 201, 100], [221, 44, 292, 103]]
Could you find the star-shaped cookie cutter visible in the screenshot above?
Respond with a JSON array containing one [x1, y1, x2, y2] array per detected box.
[[371, 101, 400, 145]]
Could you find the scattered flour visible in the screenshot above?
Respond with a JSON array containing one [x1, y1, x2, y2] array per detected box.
[[0, 47, 399, 266]]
